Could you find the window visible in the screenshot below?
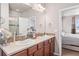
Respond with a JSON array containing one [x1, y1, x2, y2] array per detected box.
[[75, 16, 79, 34]]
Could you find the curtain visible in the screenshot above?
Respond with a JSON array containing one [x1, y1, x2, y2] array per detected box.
[[72, 16, 76, 34]]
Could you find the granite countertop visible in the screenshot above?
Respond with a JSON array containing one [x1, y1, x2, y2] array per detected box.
[[0, 35, 55, 56]]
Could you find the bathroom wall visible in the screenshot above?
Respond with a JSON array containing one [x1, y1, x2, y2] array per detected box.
[[0, 3, 9, 30], [0, 3, 9, 56], [0, 4, 1, 17], [0, 4, 1, 56], [62, 16, 72, 33]]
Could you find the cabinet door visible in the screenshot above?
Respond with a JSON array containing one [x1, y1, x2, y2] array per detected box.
[[27, 45, 37, 56], [44, 46, 50, 56], [34, 48, 43, 56], [37, 42, 43, 49], [50, 38, 55, 56], [44, 40, 50, 56], [13, 49, 27, 56]]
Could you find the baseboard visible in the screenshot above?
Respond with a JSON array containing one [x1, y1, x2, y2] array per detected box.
[[54, 52, 60, 56]]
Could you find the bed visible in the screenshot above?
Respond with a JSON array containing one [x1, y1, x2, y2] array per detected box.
[[62, 33, 79, 51]]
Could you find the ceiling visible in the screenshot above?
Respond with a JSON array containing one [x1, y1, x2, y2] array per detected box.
[[9, 3, 46, 13], [9, 3, 32, 12]]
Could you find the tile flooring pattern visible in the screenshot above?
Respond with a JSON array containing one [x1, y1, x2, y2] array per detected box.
[[62, 48, 79, 56]]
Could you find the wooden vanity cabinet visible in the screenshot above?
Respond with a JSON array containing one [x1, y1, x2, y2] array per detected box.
[[44, 40, 50, 56], [34, 48, 43, 56], [34, 42, 44, 56], [51, 37, 55, 55], [43, 37, 55, 56], [37, 42, 44, 49], [27, 45, 37, 56], [49, 37, 55, 56], [3, 37, 55, 56], [12, 49, 27, 56]]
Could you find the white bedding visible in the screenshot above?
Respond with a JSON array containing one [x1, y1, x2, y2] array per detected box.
[[63, 33, 79, 38], [62, 33, 79, 46]]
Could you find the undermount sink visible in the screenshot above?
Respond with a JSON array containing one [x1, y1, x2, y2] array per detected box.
[[42, 35, 49, 37], [11, 39, 36, 46], [37, 35, 49, 39]]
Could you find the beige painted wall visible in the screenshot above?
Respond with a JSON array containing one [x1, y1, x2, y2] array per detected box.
[[0, 4, 1, 17], [1, 3, 9, 30], [62, 16, 72, 33], [0, 4, 1, 56], [0, 3, 9, 56]]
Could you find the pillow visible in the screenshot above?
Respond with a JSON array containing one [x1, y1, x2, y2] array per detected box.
[[61, 32, 65, 36]]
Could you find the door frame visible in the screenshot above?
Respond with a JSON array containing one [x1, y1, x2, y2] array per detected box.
[[59, 5, 79, 56]]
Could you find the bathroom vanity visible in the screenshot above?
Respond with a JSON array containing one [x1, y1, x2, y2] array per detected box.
[[0, 3, 56, 56], [0, 35, 55, 56]]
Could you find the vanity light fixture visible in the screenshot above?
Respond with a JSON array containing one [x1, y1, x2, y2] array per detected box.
[[32, 4, 45, 12], [24, 3, 45, 12]]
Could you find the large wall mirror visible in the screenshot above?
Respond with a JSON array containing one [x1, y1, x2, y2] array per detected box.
[[8, 3, 46, 40], [9, 3, 38, 36], [0, 3, 46, 43], [9, 16, 36, 36]]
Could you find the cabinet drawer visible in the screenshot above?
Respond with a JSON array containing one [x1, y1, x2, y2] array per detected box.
[[38, 42, 43, 49], [34, 48, 43, 56], [28, 45, 37, 55], [13, 49, 27, 56]]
